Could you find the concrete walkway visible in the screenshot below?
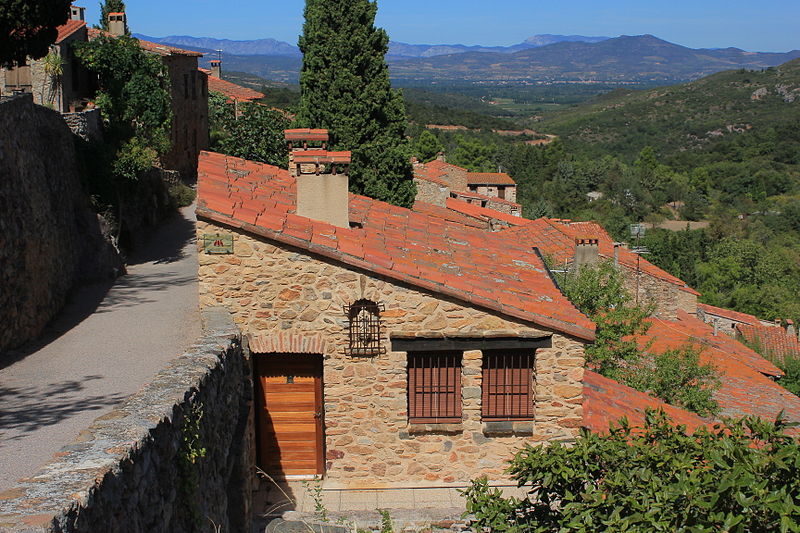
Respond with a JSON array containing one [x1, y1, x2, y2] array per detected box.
[[0, 205, 200, 492]]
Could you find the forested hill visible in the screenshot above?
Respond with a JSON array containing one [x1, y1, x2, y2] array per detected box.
[[540, 58, 800, 163]]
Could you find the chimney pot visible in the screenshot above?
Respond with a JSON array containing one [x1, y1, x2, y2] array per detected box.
[[70, 5, 86, 21], [108, 12, 127, 36], [210, 59, 221, 79], [573, 237, 600, 272]]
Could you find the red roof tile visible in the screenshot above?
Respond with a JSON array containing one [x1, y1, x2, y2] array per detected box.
[[413, 167, 449, 187], [285, 128, 329, 142], [467, 172, 516, 186], [55, 20, 85, 43], [505, 219, 700, 295], [449, 189, 522, 210], [697, 303, 761, 326], [445, 198, 530, 226], [736, 323, 800, 363], [634, 312, 800, 427], [200, 69, 264, 102], [412, 201, 490, 229], [196, 151, 595, 341], [583, 370, 709, 434], [88, 27, 203, 57], [293, 150, 351, 165]]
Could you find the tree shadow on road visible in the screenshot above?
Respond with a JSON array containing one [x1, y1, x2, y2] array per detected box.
[[126, 205, 197, 267], [0, 375, 127, 444]]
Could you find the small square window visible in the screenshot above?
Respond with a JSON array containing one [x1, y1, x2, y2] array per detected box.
[[344, 299, 385, 356]]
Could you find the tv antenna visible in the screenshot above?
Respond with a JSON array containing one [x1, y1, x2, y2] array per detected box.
[[629, 224, 649, 306], [215, 49, 223, 62]]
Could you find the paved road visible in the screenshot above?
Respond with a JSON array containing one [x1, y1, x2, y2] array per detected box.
[[0, 205, 200, 492]]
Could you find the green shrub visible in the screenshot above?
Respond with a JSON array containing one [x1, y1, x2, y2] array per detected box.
[[464, 410, 800, 532]]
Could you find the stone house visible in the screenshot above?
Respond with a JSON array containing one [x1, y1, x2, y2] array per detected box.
[[414, 158, 519, 205], [0, 6, 94, 112], [196, 130, 594, 487]]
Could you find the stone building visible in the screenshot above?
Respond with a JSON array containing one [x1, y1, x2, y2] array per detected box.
[[196, 130, 594, 487], [0, 7, 94, 112], [414, 157, 519, 207]]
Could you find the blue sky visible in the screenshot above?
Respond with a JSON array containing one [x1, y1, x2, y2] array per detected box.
[[84, 0, 799, 52]]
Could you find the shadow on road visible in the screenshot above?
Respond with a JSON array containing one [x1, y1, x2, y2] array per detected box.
[[126, 208, 197, 267], [0, 375, 127, 444]]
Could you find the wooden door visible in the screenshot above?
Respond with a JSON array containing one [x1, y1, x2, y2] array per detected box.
[[254, 354, 324, 478]]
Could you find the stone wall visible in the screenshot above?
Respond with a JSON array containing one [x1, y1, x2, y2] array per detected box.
[[473, 185, 517, 204], [197, 219, 586, 487], [0, 94, 120, 354], [0, 308, 255, 533], [162, 56, 209, 181], [618, 263, 697, 320], [62, 109, 102, 141], [413, 177, 449, 207]]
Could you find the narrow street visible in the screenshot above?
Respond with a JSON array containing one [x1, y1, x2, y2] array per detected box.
[[0, 205, 200, 492]]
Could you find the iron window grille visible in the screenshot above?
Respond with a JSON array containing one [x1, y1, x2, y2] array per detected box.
[[408, 351, 462, 424], [482, 349, 535, 421], [344, 299, 385, 356]]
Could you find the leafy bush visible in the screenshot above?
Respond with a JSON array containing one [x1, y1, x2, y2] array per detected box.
[[464, 410, 800, 532]]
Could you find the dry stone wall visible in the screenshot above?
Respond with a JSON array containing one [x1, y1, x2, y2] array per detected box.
[[618, 263, 697, 319], [0, 308, 254, 533], [198, 219, 586, 487]]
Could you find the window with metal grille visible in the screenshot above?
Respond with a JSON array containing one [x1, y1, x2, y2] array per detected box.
[[344, 299, 385, 356], [482, 350, 535, 421], [408, 351, 462, 424]]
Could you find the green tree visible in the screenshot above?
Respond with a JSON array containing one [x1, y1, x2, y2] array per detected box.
[[413, 129, 443, 163], [99, 0, 128, 34], [295, 0, 415, 207], [0, 0, 71, 67], [210, 97, 290, 168], [465, 411, 800, 532]]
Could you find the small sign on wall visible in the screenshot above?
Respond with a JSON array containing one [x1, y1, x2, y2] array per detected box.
[[203, 233, 234, 254]]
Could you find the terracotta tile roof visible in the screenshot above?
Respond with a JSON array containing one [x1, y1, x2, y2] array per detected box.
[[88, 28, 203, 57], [199, 69, 264, 103], [285, 128, 329, 142], [736, 323, 800, 363], [412, 201, 490, 229], [697, 303, 761, 326], [424, 159, 465, 176], [196, 151, 595, 341], [449, 189, 522, 210], [505, 219, 700, 295], [55, 20, 85, 43], [445, 198, 531, 226], [293, 150, 351, 165], [634, 311, 800, 427], [467, 172, 516, 186], [413, 167, 449, 187], [583, 370, 709, 433]]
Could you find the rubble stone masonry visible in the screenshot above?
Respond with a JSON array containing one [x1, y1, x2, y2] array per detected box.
[[198, 219, 586, 487]]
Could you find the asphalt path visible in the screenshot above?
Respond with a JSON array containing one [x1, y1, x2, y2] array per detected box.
[[0, 204, 200, 492]]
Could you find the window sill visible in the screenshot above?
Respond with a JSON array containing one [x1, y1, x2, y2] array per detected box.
[[407, 422, 463, 435], [482, 421, 534, 436]]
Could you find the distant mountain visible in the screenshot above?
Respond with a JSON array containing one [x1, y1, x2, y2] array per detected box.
[[388, 35, 800, 83], [133, 33, 611, 59]]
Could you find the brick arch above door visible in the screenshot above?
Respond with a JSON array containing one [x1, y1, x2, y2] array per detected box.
[[248, 332, 328, 354]]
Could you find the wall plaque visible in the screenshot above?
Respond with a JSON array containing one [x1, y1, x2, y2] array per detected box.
[[202, 234, 234, 254]]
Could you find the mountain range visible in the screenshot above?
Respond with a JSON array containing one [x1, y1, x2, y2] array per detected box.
[[133, 33, 611, 58], [134, 33, 800, 86]]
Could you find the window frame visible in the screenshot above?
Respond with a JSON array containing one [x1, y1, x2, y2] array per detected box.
[[407, 351, 462, 425], [481, 349, 535, 421]]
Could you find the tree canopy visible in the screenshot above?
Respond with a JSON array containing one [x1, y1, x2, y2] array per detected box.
[[0, 0, 71, 68], [295, 0, 416, 207]]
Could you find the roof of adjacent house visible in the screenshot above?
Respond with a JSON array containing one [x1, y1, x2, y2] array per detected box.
[[504, 218, 700, 295], [467, 172, 516, 186], [583, 370, 709, 433], [55, 20, 86, 43], [199, 69, 264, 102], [697, 303, 761, 326], [196, 151, 596, 340], [412, 201, 490, 229], [449, 190, 522, 210], [88, 28, 203, 57], [635, 311, 800, 427], [736, 323, 800, 363], [445, 198, 530, 226]]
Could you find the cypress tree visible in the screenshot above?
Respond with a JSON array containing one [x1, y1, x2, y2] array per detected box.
[[296, 0, 416, 207]]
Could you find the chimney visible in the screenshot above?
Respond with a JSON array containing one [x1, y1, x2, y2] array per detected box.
[[436, 152, 446, 162], [210, 59, 222, 79], [787, 319, 796, 338], [108, 12, 127, 36], [613, 243, 621, 267], [574, 238, 599, 271], [713, 319, 719, 336], [285, 129, 350, 229], [70, 5, 85, 21]]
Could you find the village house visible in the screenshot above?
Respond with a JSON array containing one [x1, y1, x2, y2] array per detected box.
[[200, 58, 265, 107], [0, 6, 93, 112], [196, 129, 595, 486]]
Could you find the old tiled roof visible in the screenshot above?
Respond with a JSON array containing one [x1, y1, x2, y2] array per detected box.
[[411, 201, 490, 229], [285, 129, 329, 142], [199, 69, 264, 102], [423, 159, 464, 178], [505, 218, 700, 295], [583, 370, 709, 433], [697, 303, 761, 326], [449, 190, 522, 210], [55, 20, 86, 43], [88, 28, 203, 57], [445, 198, 530, 226], [736, 323, 800, 363], [413, 167, 449, 187], [196, 151, 595, 340], [293, 150, 351, 164], [635, 311, 800, 426], [467, 172, 516, 186]]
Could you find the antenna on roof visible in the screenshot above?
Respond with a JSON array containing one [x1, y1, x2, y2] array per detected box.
[[215, 49, 223, 62]]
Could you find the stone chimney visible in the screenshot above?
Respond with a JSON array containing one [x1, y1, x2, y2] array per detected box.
[[574, 238, 599, 271], [108, 12, 127, 36], [70, 5, 86, 21], [210, 59, 222, 79], [787, 319, 796, 338], [613, 243, 621, 267], [285, 129, 350, 229]]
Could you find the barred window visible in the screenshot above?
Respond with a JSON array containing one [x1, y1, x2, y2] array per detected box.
[[408, 351, 462, 424], [344, 299, 384, 356], [482, 350, 535, 421]]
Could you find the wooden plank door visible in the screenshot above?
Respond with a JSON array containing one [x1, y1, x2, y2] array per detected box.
[[254, 354, 324, 478]]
